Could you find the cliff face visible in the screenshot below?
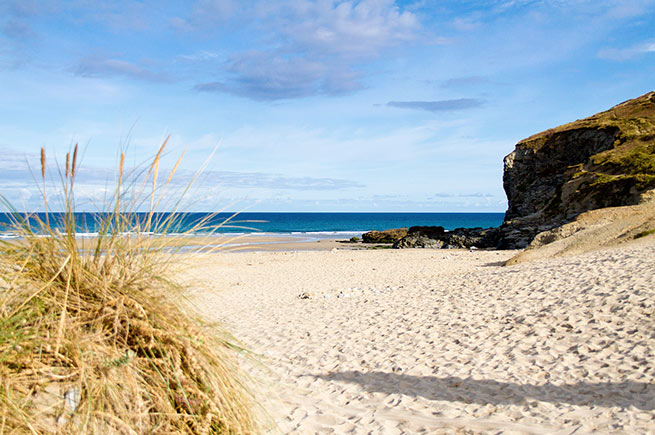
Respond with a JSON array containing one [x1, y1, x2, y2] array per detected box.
[[500, 91, 655, 248]]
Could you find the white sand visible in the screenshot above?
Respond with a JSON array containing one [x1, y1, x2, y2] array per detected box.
[[178, 240, 655, 434]]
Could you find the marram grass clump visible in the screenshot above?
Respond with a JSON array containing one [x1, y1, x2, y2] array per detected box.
[[0, 142, 259, 433]]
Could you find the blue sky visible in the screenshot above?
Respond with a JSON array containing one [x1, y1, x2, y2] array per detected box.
[[1, 0, 653, 212]]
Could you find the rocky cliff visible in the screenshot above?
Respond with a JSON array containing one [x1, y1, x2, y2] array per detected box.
[[500, 91, 655, 248]]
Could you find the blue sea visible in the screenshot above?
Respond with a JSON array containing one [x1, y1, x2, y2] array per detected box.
[[0, 212, 504, 240]]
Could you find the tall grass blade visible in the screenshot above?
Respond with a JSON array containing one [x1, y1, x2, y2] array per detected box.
[[40, 147, 49, 228]]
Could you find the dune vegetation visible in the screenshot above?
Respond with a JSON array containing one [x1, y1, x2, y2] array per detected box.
[[0, 141, 259, 433]]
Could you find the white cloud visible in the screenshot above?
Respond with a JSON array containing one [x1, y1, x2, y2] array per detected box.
[[196, 51, 363, 99], [73, 57, 173, 82], [452, 16, 481, 31], [190, 0, 238, 25], [169, 16, 192, 31], [441, 76, 490, 88], [602, 0, 655, 19], [191, 0, 422, 100], [2, 19, 35, 40], [598, 41, 655, 61], [387, 99, 485, 112], [272, 0, 420, 58], [175, 51, 220, 62], [197, 170, 364, 190]]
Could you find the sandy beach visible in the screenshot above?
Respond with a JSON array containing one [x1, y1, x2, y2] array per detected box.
[[178, 239, 655, 434]]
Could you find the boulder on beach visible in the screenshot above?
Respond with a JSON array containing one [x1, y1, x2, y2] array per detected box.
[[407, 226, 446, 238], [393, 226, 499, 249], [361, 228, 408, 243], [393, 234, 444, 249], [442, 227, 500, 249]]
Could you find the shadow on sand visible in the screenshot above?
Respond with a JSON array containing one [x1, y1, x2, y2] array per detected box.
[[481, 260, 509, 267], [315, 371, 654, 410]]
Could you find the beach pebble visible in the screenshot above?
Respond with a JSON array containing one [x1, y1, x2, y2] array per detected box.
[[56, 414, 69, 427], [64, 387, 81, 413]]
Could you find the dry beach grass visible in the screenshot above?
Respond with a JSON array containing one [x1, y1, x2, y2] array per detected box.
[[0, 143, 259, 433], [180, 238, 655, 434]]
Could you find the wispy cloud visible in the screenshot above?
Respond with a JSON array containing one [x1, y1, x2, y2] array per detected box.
[[168, 16, 192, 31], [176, 51, 220, 62], [0, 151, 363, 202], [3, 0, 425, 99], [0, 0, 46, 67], [189, 0, 239, 26], [73, 57, 172, 82], [270, 0, 420, 58], [452, 16, 481, 31], [3, 0, 42, 16], [200, 170, 364, 190], [387, 98, 484, 112], [441, 76, 489, 88], [195, 52, 362, 100], [1, 19, 36, 40], [598, 41, 655, 61], [432, 192, 493, 198], [0, 150, 36, 175], [192, 0, 422, 100], [0, 166, 364, 212]]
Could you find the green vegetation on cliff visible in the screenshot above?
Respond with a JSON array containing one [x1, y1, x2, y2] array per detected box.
[[528, 92, 655, 188]]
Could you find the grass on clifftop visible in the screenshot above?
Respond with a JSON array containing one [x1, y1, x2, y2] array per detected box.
[[520, 92, 655, 174], [522, 92, 655, 196], [521, 91, 655, 146], [0, 142, 259, 433]]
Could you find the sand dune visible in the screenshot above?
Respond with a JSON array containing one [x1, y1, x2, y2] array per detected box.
[[506, 202, 655, 265], [178, 240, 655, 434]]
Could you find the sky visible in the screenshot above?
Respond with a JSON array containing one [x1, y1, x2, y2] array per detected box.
[[0, 0, 653, 212]]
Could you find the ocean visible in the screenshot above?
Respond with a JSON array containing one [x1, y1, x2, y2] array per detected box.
[[0, 212, 504, 240]]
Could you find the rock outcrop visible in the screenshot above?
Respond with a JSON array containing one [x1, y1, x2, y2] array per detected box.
[[500, 91, 655, 248], [393, 226, 499, 249], [393, 234, 443, 249], [361, 228, 408, 243]]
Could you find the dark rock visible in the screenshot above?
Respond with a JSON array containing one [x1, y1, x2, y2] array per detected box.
[[503, 127, 620, 222], [496, 221, 543, 250], [408, 226, 446, 238], [442, 227, 500, 249], [393, 234, 444, 249], [362, 228, 408, 243], [394, 226, 499, 249]]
